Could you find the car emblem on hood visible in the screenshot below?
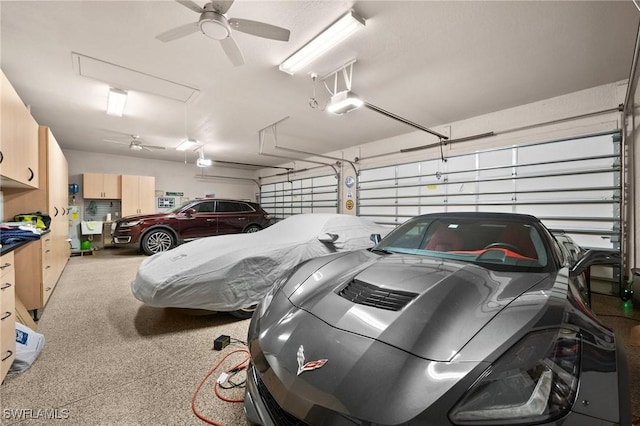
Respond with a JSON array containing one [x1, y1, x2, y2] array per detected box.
[[297, 345, 328, 376]]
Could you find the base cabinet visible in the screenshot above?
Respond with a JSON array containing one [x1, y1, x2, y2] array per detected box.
[[0, 252, 16, 382], [13, 239, 55, 311]]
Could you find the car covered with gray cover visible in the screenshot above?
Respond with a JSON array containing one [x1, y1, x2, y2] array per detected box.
[[131, 213, 390, 318], [245, 212, 629, 425]]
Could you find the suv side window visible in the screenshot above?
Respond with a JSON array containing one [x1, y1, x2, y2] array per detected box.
[[216, 201, 252, 213], [193, 201, 215, 213]]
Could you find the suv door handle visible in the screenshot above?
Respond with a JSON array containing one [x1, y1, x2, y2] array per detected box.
[[238, 218, 246, 220], [206, 218, 216, 222]]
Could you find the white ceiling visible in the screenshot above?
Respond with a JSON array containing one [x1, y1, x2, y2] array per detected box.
[[1, 1, 638, 169]]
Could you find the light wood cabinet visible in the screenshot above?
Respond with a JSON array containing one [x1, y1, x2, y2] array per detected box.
[[13, 239, 54, 311], [3, 127, 70, 312], [121, 175, 155, 217], [0, 252, 16, 382], [0, 69, 39, 188], [83, 173, 121, 199]]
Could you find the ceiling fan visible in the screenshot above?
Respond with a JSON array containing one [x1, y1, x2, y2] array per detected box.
[[156, 0, 290, 66], [104, 135, 166, 152]]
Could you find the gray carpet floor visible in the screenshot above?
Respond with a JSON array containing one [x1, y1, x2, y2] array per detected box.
[[1, 248, 639, 425]]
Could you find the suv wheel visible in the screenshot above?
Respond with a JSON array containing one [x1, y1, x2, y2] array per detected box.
[[243, 224, 261, 233], [141, 229, 175, 255]]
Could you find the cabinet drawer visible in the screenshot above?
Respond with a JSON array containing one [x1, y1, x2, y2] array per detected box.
[[0, 252, 14, 279], [0, 319, 16, 381]]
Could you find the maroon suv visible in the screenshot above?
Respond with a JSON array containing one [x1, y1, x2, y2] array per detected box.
[[112, 198, 271, 255]]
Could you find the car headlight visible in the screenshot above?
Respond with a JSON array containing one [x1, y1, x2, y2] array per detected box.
[[450, 328, 580, 425], [119, 220, 142, 228]]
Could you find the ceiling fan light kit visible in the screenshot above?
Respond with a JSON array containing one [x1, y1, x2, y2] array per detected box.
[[106, 88, 127, 116], [279, 10, 365, 75], [157, 0, 290, 67], [326, 90, 363, 115], [199, 8, 230, 39]]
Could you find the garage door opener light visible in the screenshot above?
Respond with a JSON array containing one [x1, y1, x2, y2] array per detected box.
[[196, 147, 212, 167]]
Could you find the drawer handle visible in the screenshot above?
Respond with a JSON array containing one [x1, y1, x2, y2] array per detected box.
[[0, 262, 11, 270], [28, 167, 34, 182], [46, 250, 51, 253], [2, 350, 13, 362], [45, 287, 51, 292], [0, 283, 12, 290], [45, 265, 51, 269], [1, 311, 12, 321]]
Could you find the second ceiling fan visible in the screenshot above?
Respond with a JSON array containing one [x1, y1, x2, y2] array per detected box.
[[156, 0, 291, 66]]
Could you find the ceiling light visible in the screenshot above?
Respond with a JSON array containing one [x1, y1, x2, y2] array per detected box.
[[196, 157, 213, 167], [106, 88, 127, 116], [279, 10, 365, 75], [176, 138, 198, 151], [130, 144, 143, 151], [326, 90, 363, 115]]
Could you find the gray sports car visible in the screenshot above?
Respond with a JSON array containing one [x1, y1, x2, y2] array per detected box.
[[245, 212, 629, 425]]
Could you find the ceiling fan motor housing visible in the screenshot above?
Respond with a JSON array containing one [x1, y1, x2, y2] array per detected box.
[[199, 10, 230, 39]]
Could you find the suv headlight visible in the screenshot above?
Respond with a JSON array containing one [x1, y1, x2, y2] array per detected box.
[[119, 220, 142, 228], [450, 328, 580, 424]]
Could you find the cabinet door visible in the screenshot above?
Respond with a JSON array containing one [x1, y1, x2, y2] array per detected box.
[[0, 70, 39, 188], [138, 176, 156, 215], [103, 174, 121, 199], [120, 175, 140, 217], [83, 173, 105, 198], [14, 237, 44, 310]]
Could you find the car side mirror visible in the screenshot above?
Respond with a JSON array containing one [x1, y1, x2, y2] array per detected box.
[[370, 234, 382, 244], [184, 208, 197, 217], [318, 233, 339, 243], [570, 249, 621, 277]]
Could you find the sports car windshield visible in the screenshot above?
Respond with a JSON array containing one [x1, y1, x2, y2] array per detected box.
[[375, 217, 553, 272]]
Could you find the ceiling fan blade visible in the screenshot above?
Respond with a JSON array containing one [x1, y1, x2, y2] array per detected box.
[[220, 36, 245, 66], [142, 145, 167, 150], [176, 0, 204, 14], [104, 139, 129, 146], [156, 22, 199, 42], [228, 18, 290, 41], [209, 0, 234, 14]]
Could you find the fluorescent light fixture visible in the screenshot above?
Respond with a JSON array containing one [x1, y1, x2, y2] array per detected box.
[[106, 88, 127, 116], [196, 157, 213, 167], [326, 90, 363, 115], [176, 138, 198, 151], [279, 10, 365, 75]]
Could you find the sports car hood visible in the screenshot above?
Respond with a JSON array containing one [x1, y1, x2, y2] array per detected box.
[[286, 250, 551, 362]]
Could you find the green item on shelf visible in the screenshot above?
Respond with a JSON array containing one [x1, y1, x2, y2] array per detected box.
[[81, 240, 91, 251]]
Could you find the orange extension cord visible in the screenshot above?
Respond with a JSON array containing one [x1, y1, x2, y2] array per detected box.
[[191, 348, 251, 426]]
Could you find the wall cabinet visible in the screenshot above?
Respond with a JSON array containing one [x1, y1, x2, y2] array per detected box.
[[0, 252, 16, 383], [121, 175, 155, 217], [0, 70, 39, 188], [83, 173, 121, 199]]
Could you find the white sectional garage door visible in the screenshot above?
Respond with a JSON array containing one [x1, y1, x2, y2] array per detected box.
[[358, 131, 622, 252], [259, 174, 339, 222]]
